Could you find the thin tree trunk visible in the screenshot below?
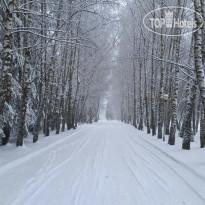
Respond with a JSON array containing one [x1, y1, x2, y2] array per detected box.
[[200, 106, 205, 148], [169, 1, 182, 145], [151, 0, 156, 136], [138, 55, 143, 131], [158, 0, 165, 139], [144, 38, 150, 134]]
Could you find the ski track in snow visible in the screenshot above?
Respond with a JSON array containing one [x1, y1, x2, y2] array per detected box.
[[0, 121, 205, 205]]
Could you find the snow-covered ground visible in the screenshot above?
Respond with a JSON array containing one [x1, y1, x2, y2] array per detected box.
[[0, 121, 205, 205]]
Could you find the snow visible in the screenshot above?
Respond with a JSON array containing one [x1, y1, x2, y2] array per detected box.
[[0, 121, 205, 205]]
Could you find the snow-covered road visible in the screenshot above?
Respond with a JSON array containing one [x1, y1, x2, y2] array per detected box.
[[1, 121, 205, 205]]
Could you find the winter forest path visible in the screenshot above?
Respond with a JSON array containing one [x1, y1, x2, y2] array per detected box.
[[0, 121, 205, 205]]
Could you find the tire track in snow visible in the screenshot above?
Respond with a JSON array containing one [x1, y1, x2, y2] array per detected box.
[[110, 133, 141, 205], [68, 129, 107, 205], [123, 136, 160, 205], [128, 132, 205, 204], [82, 132, 108, 205], [3, 121, 205, 205], [72, 131, 117, 205], [0, 129, 84, 177], [138, 131, 205, 181], [125, 135, 169, 187], [13, 130, 95, 205], [124, 146, 171, 202]]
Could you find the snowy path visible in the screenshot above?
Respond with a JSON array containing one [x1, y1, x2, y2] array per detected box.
[[1, 121, 205, 205]]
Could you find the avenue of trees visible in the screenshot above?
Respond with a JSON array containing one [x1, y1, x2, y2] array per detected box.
[[1, 0, 205, 151]]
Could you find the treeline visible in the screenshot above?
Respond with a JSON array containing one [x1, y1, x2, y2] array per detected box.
[[0, 0, 117, 146], [107, 0, 205, 150]]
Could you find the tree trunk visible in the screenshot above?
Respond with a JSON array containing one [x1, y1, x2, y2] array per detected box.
[[169, 1, 182, 145], [151, 0, 156, 136], [133, 35, 137, 128], [200, 107, 205, 148], [158, 0, 165, 139], [144, 39, 150, 134], [194, 0, 205, 115], [182, 83, 197, 150], [0, 0, 14, 145]]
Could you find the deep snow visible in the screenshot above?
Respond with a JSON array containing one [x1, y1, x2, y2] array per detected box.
[[0, 121, 205, 205]]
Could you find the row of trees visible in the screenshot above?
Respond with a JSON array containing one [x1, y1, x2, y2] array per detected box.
[[107, 0, 205, 150], [0, 0, 118, 146]]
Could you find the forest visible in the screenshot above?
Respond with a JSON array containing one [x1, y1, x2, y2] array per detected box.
[[0, 0, 205, 151]]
